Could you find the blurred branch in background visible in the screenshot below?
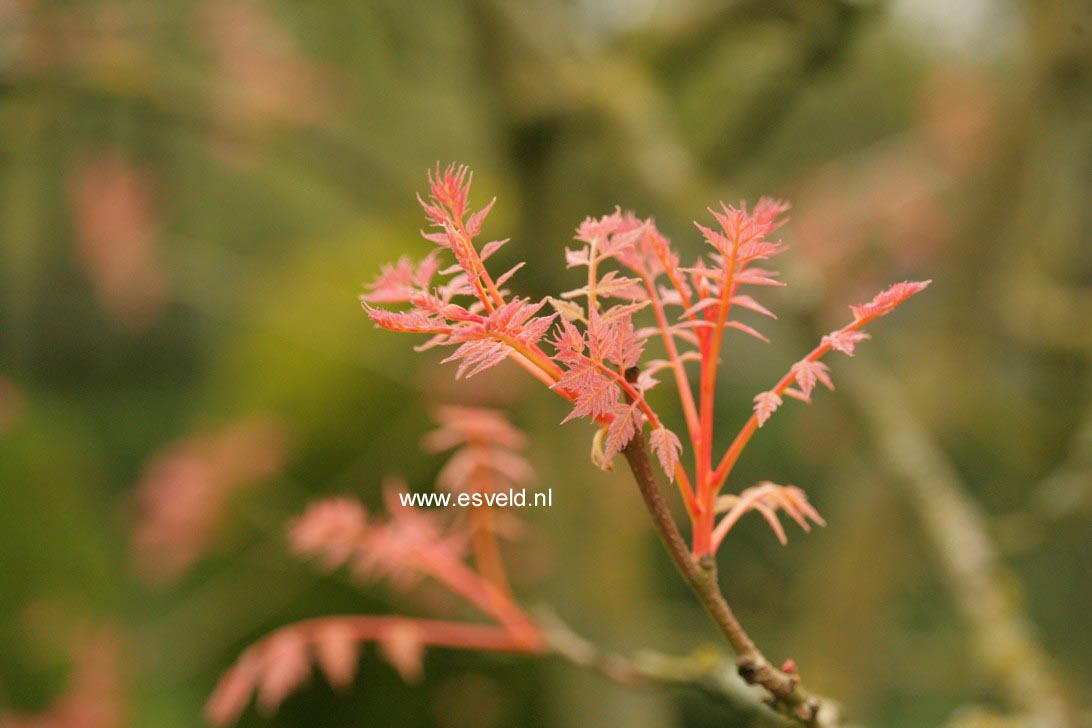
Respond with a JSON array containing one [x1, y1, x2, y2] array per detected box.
[[465, 0, 703, 208], [993, 0, 1091, 356], [464, 0, 866, 212], [995, 399, 1092, 555], [0, 0, 1089, 726], [622, 0, 866, 172], [845, 361, 1078, 728]]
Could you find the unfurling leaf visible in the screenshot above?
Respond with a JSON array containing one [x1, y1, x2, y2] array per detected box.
[[714, 482, 825, 546], [850, 280, 932, 322], [821, 329, 871, 356], [790, 360, 834, 399]]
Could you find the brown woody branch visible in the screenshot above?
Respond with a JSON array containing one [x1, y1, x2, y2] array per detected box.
[[619, 368, 836, 726]]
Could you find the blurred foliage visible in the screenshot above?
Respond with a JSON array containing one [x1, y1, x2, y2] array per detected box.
[[0, 0, 1089, 726]]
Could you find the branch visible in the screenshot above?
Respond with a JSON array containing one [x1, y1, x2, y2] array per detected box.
[[619, 371, 837, 726], [534, 607, 794, 726]]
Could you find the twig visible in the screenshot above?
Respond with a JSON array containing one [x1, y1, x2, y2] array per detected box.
[[618, 368, 837, 727]]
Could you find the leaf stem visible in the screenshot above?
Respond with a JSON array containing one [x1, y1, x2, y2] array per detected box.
[[694, 246, 738, 554], [710, 316, 875, 494], [640, 275, 701, 445], [419, 548, 540, 646]]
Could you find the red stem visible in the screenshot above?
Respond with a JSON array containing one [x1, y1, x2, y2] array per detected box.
[[710, 316, 876, 494]]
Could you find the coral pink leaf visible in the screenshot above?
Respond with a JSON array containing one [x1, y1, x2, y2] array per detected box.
[[364, 306, 447, 335], [694, 221, 729, 254], [713, 482, 823, 548], [664, 325, 701, 346], [313, 622, 359, 690], [442, 339, 511, 379], [737, 240, 784, 265], [423, 405, 528, 452], [679, 297, 721, 319], [734, 269, 786, 287], [417, 194, 447, 227], [547, 296, 585, 322], [131, 417, 288, 583], [206, 651, 261, 726], [494, 262, 526, 288], [713, 484, 782, 545], [551, 317, 587, 363], [479, 238, 509, 260], [556, 364, 618, 424], [753, 390, 782, 427], [751, 502, 788, 545], [362, 256, 422, 304], [413, 334, 449, 352], [516, 313, 558, 348], [850, 280, 932, 321], [586, 309, 644, 369], [730, 294, 776, 319], [769, 486, 820, 533], [289, 498, 369, 571], [600, 301, 650, 324], [602, 402, 642, 463], [821, 329, 871, 356], [378, 622, 426, 683], [465, 197, 496, 237], [256, 631, 311, 715], [575, 209, 623, 243], [427, 163, 471, 222], [787, 486, 826, 528], [790, 360, 834, 399], [649, 426, 682, 480], [601, 224, 645, 258], [725, 320, 769, 343], [593, 271, 643, 299], [421, 229, 452, 247], [680, 261, 718, 281], [565, 247, 590, 268], [753, 197, 792, 227]]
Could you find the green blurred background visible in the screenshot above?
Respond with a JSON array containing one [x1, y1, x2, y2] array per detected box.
[[1, 0, 1089, 726]]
